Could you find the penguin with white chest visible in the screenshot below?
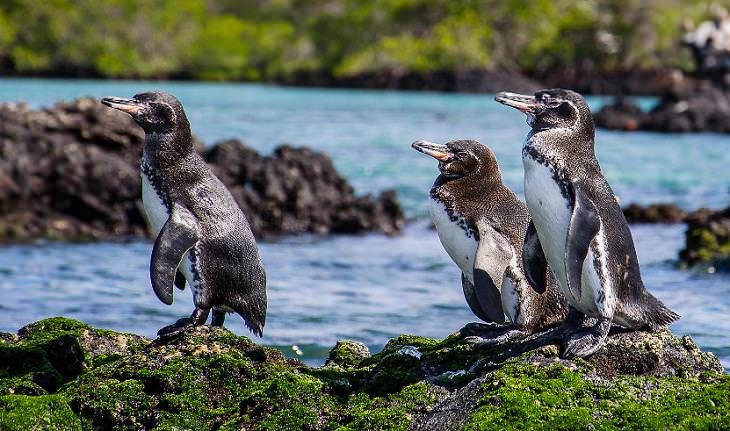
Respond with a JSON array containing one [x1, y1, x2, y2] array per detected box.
[[102, 92, 267, 338], [495, 89, 678, 357], [412, 139, 567, 342]]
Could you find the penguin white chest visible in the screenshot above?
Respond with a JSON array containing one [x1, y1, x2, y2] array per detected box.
[[523, 155, 614, 317], [523, 155, 571, 290], [429, 198, 478, 284], [141, 171, 168, 236], [141, 170, 198, 295]]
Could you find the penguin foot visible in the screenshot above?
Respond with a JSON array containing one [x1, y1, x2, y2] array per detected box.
[[461, 324, 528, 347], [157, 308, 210, 340], [156, 317, 195, 340], [561, 318, 611, 358]]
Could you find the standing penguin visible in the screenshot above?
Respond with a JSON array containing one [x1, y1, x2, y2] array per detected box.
[[495, 89, 678, 357], [412, 139, 567, 342], [101, 92, 266, 338]]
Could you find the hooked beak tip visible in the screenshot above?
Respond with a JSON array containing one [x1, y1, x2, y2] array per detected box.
[[100, 97, 142, 114], [411, 140, 452, 161], [495, 91, 538, 114]]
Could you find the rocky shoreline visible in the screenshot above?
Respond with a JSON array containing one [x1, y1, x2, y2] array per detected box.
[[595, 80, 730, 133], [0, 317, 726, 430], [0, 99, 404, 242]]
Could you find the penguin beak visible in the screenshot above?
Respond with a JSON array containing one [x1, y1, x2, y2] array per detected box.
[[411, 140, 452, 161], [494, 92, 541, 114], [101, 96, 143, 114]]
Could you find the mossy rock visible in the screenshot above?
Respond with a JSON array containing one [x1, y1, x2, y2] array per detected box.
[[0, 317, 727, 430], [679, 208, 730, 270]]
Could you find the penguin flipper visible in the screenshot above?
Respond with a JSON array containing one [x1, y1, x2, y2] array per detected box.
[[151, 204, 199, 305], [522, 221, 548, 294], [174, 271, 186, 290], [472, 222, 509, 324], [461, 274, 496, 323], [565, 183, 601, 301]]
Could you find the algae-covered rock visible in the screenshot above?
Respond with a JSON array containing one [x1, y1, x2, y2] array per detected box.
[[326, 340, 371, 368], [679, 206, 730, 270], [0, 317, 727, 430]]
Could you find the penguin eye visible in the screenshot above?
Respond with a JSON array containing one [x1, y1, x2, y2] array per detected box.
[[543, 96, 562, 108]]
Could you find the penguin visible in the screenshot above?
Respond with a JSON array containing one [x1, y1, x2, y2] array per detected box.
[[412, 139, 567, 343], [101, 92, 267, 338], [495, 89, 679, 357]]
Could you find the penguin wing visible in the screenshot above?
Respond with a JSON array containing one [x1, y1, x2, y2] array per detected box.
[[522, 221, 548, 294], [472, 222, 510, 323], [565, 181, 601, 301], [150, 204, 199, 305], [461, 274, 496, 323]]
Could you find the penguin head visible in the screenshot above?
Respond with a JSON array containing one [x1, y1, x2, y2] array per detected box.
[[101, 91, 187, 134], [411, 139, 500, 181], [495, 89, 593, 132]]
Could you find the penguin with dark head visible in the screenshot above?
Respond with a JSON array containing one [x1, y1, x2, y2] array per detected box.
[[412, 139, 567, 343], [496, 88, 678, 358], [102, 92, 267, 338]]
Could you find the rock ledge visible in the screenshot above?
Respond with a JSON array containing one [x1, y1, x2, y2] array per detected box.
[[0, 318, 727, 430]]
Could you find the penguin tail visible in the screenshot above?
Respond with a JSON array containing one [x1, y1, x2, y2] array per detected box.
[[642, 294, 680, 330], [232, 292, 267, 338]]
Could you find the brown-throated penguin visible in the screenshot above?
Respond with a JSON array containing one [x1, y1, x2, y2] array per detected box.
[[495, 89, 678, 358], [102, 92, 267, 338], [412, 139, 567, 343]]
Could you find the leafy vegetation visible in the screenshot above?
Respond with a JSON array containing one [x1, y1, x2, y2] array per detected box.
[[0, 0, 715, 81]]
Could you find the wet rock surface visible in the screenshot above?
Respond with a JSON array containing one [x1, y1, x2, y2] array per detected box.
[[595, 81, 730, 133], [680, 206, 730, 270], [0, 99, 404, 241], [0, 317, 726, 430], [622, 203, 688, 224]]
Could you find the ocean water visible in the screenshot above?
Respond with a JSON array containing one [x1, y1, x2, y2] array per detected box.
[[0, 78, 728, 368]]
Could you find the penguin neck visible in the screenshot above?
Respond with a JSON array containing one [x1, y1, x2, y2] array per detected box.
[[524, 126, 596, 172], [431, 173, 499, 219], [143, 126, 194, 169]]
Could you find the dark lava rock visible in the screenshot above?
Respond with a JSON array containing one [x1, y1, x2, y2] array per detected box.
[[0, 98, 404, 241], [593, 96, 647, 131], [0, 317, 726, 430], [622, 203, 687, 224], [595, 81, 730, 133], [680, 206, 730, 269]]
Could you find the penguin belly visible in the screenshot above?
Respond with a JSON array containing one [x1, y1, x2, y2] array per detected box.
[[428, 198, 478, 284], [142, 170, 201, 299], [523, 156, 612, 318]]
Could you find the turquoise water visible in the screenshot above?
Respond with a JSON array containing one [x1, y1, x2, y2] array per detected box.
[[1, 78, 729, 367]]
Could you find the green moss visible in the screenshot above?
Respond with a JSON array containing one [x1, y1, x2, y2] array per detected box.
[[682, 226, 730, 266], [327, 340, 371, 369], [0, 394, 84, 431], [1, 319, 727, 430], [466, 362, 730, 430]]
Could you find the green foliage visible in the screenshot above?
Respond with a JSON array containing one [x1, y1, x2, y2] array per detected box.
[[0, 0, 716, 80]]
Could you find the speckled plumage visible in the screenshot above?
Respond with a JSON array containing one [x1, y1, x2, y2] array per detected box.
[[497, 89, 678, 345], [415, 139, 567, 332], [102, 92, 267, 337]]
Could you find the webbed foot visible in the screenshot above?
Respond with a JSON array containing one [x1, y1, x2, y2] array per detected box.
[[460, 323, 528, 347], [561, 317, 611, 358], [157, 307, 210, 340]]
